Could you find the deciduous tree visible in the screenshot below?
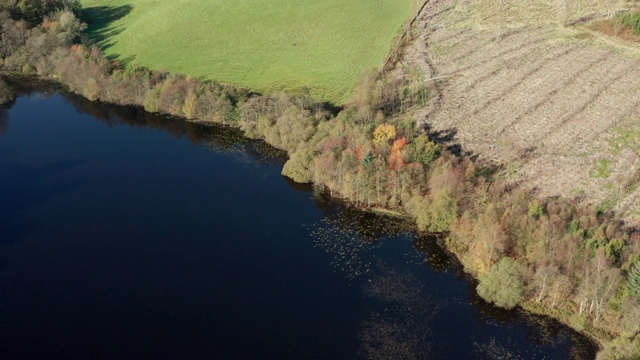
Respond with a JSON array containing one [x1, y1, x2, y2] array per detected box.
[[477, 257, 524, 310]]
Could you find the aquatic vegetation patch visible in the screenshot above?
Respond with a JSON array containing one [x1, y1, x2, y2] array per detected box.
[[305, 209, 413, 281]]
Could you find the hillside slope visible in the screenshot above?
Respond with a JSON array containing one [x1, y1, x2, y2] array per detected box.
[[407, 0, 640, 225]]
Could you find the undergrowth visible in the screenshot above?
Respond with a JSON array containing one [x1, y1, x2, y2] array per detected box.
[[617, 11, 640, 36]]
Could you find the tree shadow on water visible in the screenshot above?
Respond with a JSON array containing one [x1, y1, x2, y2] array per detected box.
[[79, 5, 133, 52], [0, 107, 8, 136]]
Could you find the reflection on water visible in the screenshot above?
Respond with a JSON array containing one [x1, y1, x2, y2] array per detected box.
[[0, 80, 599, 359], [0, 107, 7, 135], [66, 93, 289, 166], [7, 78, 288, 167]]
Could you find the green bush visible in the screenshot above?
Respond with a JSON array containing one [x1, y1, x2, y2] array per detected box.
[[477, 257, 524, 310], [617, 11, 640, 35], [527, 201, 544, 219], [282, 148, 315, 184]]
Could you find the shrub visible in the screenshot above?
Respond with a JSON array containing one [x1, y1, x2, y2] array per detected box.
[[617, 11, 640, 35], [528, 201, 545, 219], [282, 147, 315, 183], [477, 257, 524, 310]]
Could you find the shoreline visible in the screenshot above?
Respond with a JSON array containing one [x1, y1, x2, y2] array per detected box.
[[2, 1, 640, 356], [5, 73, 606, 354]]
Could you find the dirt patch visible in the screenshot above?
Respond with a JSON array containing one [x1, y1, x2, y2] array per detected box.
[[589, 19, 640, 43], [402, 0, 640, 225]]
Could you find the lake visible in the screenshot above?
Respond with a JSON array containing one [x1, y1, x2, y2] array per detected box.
[[0, 83, 597, 359]]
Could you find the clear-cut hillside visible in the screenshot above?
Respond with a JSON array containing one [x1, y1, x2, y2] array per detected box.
[[406, 0, 640, 225]]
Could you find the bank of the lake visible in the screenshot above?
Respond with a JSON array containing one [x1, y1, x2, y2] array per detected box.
[[1, 59, 634, 357], [0, 87, 598, 358], [1, 2, 639, 356]]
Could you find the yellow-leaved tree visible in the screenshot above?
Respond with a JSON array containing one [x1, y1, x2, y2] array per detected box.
[[373, 124, 396, 146]]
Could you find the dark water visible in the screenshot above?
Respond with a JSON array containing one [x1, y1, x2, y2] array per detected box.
[[0, 84, 597, 359]]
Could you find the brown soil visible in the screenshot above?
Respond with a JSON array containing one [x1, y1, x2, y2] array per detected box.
[[589, 19, 640, 43], [403, 0, 640, 225]]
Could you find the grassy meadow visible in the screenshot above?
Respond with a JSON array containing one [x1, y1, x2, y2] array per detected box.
[[79, 0, 417, 102]]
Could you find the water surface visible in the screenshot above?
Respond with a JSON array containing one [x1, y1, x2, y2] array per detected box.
[[0, 85, 597, 359]]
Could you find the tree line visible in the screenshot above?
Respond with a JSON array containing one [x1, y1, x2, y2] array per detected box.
[[0, 1, 639, 357]]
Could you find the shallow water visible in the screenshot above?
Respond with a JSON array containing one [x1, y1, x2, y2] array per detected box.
[[0, 86, 597, 359]]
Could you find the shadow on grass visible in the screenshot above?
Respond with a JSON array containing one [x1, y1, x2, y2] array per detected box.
[[80, 5, 133, 52], [106, 54, 137, 67]]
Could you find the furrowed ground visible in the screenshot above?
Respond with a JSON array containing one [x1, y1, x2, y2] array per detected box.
[[78, 0, 416, 103], [404, 0, 640, 225]]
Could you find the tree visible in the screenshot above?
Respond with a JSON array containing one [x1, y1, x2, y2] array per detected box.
[[182, 90, 198, 119], [477, 257, 524, 310], [373, 123, 396, 146], [548, 273, 571, 308], [282, 147, 315, 183], [408, 134, 440, 170], [622, 298, 640, 335], [469, 205, 507, 272], [388, 137, 407, 170], [576, 249, 622, 322], [531, 264, 559, 303], [427, 189, 457, 232], [14, 0, 80, 23]]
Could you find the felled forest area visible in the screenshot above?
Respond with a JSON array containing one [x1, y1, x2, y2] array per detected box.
[[1, 1, 639, 358]]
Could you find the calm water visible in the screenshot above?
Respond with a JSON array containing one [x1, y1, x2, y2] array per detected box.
[[0, 84, 597, 359]]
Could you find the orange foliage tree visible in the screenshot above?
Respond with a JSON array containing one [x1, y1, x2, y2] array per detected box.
[[388, 137, 407, 170]]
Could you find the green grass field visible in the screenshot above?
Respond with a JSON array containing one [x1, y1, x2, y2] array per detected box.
[[79, 0, 417, 102]]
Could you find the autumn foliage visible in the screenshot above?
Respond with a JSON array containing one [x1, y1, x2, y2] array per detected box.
[[1, 3, 639, 357], [388, 137, 407, 170], [373, 123, 397, 146]]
